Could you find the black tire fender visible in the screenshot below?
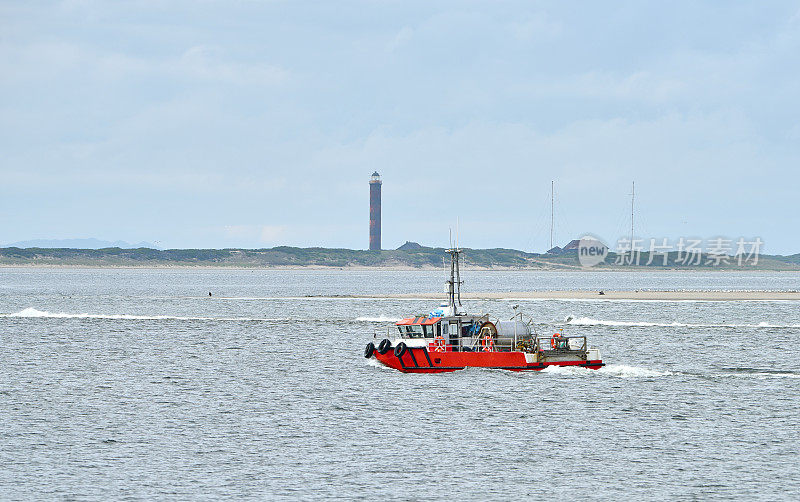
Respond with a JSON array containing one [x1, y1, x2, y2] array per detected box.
[[394, 342, 407, 358], [378, 339, 392, 354], [364, 342, 375, 358]]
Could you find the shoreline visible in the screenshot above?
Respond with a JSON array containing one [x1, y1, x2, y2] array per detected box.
[[349, 290, 800, 301], [2, 264, 800, 273]]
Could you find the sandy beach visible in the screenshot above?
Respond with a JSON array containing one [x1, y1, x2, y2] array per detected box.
[[351, 290, 800, 301]]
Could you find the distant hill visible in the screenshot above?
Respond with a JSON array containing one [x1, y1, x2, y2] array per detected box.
[[0, 244, 798, 270], [3, 238, 158, 249]]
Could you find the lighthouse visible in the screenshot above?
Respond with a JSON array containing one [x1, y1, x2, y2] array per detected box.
[[369, 172, 381, 250]]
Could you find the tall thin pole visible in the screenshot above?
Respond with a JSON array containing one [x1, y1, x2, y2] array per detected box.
[[456, 217, 459, 251], [455, 218, 461, 308], [630, 181, 635, 245], [550, 180, 554, 250]]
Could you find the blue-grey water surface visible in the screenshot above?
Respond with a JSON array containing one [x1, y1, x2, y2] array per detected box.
[[1, 268, 799, 500]]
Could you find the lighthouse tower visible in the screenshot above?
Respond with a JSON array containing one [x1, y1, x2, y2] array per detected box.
[[369, 172, 381, 250]]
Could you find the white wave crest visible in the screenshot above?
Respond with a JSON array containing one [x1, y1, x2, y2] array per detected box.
[[366, 358, 394, 370], [565, 316, 687, 327], [541, 363, 672, 378], [563, 316, 800, 328], [355, 316, 401, 322], [539, 365, 594, 376], [0, 307, 287, 322]]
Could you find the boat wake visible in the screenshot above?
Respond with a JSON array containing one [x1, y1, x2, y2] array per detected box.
[[541, 364, 673, 378], [562, 316, 800, 329], [598, 364, 674, 378], [365, 358, 395, 370], [718, 367, 800, 379]]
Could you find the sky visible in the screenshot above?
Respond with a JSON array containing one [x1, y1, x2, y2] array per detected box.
[[1, 1, 799, 253]]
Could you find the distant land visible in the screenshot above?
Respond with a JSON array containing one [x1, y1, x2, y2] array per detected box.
[[1, 241, 799, 270], [3, 238, 158, 249]]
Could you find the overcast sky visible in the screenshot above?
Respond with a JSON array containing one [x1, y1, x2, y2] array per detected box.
[[1, 1, 798, 252]]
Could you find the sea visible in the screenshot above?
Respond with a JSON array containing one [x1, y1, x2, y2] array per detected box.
[[1, 267, 799, 500]]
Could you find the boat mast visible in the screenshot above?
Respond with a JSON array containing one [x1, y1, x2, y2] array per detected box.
[[446, 235, 463, 314]]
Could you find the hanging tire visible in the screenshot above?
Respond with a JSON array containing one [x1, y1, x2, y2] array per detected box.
[[378, 339, 392, 354], [394, 342, 407, 358], [364, 342, 375, 358]]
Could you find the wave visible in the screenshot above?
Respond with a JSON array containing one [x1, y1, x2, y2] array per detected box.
[[562, 316, 800, 329], [725, 372, 800, 379], [718, 367, 800, 379], [0, 307, 289, 322], [354, 316, 401, 322]]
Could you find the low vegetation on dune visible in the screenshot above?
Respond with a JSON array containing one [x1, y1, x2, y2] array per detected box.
[[0, 244, 798, 270]]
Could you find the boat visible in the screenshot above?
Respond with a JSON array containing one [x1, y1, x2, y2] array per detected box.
[[364, 246, 604, 373]]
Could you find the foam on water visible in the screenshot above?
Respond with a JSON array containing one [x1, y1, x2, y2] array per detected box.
[[562, 316, 800, 328], [1, 307, 288, 322], [365, 358, 394, 370], [541, 363, 673, 378]]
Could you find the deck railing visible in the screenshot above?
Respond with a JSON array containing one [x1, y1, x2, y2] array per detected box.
[[433, 334, 588, 354], [383, 326, 588, 354]]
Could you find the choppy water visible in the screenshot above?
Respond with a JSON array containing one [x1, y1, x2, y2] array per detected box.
[[1, 268, 799, 500]]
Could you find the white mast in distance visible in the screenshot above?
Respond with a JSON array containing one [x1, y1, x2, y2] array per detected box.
[[550, 180, 554, 250], [630, 181, 635, 246]]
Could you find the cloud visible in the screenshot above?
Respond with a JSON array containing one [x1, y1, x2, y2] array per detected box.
[[387, 26, 414, 52], [0, 41, 288, 87], [177, 46, 288, 86], [1, 1, 799, 252], [508, 13, 562, 41]]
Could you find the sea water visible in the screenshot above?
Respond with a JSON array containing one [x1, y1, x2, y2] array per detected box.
[[1, 268, 799, 500]]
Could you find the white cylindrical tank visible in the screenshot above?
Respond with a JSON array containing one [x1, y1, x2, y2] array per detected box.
[[496, 320, 530, 338], [493, 320, 530, 347]]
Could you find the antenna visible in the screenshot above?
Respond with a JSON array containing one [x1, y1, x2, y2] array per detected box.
[[455, 245, 462, 308], [456, 217, 459, 251], [631, 181, 635, 244], [550, 180, 554, 250]]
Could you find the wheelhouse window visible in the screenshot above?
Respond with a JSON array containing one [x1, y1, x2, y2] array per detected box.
[[399, 325, 425, 338]]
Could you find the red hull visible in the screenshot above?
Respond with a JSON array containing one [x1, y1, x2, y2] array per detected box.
[[373, 347, 603, 373]]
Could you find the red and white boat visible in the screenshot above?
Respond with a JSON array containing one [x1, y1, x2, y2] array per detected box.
[[364, 247, 604, 373]]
